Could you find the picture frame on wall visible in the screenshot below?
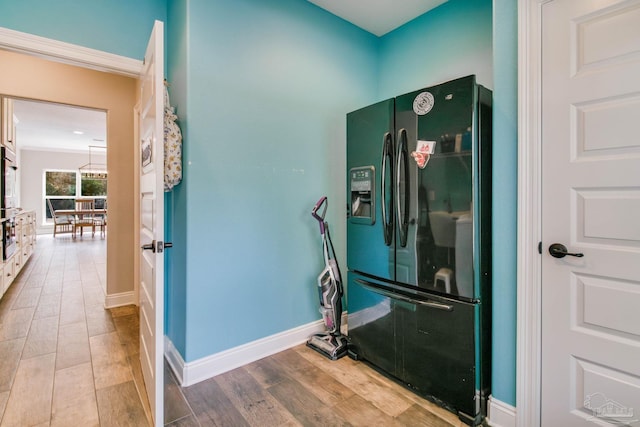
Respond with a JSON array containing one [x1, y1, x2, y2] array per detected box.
[[141, 137, 152, 167]]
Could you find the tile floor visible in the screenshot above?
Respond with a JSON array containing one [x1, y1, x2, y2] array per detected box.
[[0, 234, 151, 427]]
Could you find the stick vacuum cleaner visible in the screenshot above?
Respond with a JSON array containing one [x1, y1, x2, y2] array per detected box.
[[306, 196, 348, 360]]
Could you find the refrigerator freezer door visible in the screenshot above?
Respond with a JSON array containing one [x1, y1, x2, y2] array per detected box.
[[347, 99, 395, 281], [399, 296, 478, 420], [346, 272, 398, 377], [348, 271, 482, 423]]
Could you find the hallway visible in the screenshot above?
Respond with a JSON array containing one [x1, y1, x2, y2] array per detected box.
[[0, 235, 151, 426]]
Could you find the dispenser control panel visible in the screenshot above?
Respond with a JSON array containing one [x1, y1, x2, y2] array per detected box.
[[349, 166, 375, 225]]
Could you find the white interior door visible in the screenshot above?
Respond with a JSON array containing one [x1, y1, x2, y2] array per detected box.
[[139, 20, 164, 427], [541, 1, 640, 425]]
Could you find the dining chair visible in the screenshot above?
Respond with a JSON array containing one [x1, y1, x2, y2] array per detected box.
[[94, 210, 107, 238], [47, 199, 75, 237], [74, 198, 96, 238], [92, 199, 107, 238]]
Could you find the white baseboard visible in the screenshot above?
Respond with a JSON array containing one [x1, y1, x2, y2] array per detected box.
[[165, 316, 342, 387], [104, 291, 135, 308], [488, 396, 516, 427], [164, 337, 185, 385]]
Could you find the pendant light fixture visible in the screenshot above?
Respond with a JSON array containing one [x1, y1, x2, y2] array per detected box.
[[79, 145, 107, 179]]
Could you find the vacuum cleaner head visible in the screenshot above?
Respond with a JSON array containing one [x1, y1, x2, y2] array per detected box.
[[307, 333, 349, 361]]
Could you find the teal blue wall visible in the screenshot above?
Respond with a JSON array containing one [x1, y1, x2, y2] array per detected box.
[[176, 0, 378, 361], [491, 0, 518, 407], [165, 0, 189, 358], [378, 0, 493, 97], [0, 0, 166, 59]]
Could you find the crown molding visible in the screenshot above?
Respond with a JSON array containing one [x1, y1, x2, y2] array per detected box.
[[0, 26, 142, 78]]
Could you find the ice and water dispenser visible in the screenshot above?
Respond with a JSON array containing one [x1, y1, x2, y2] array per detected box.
[[349, 166, 375, 224]]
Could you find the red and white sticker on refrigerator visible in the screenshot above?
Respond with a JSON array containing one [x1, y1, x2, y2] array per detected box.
[[411, 140, 436, 169]]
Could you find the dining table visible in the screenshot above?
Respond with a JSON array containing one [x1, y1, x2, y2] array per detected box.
[[56, 208, 107, 238], [55, 209, 107, 216]]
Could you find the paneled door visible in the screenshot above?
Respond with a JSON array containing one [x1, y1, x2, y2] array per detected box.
[[541, 0, 640, 425], [139, 20, 165, 426]]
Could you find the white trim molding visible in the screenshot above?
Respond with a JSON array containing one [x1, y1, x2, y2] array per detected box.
[[516, 1, 545, 426], [165, 318, 334, 387], [0, 26, 142, 78], [488, 396, 517, 427], [104, 291, 136, 309]]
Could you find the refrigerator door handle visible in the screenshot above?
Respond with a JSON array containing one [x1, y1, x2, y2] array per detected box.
[[381, 132, 394, 246], [396, 129, 409, 247], [355, 279, 454, 312]]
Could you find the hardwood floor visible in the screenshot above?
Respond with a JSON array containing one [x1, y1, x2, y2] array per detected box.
[[164, 344, 464, 427], [1, 234, 463, 427]]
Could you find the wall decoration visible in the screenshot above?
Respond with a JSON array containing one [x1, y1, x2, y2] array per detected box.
[[141, 137, 152, 167]]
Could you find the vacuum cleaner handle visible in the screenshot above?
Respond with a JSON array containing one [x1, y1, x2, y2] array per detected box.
[[312, 196, 328, 234]]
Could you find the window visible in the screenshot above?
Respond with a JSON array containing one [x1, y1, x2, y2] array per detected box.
[[44, 171, 76, 220], [81, 176, 107, 209], [44, 170, 107, 221]]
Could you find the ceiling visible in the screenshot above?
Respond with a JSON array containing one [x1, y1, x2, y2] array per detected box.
[[307, 0, 447, 36], [11, 1, 445, 151], [12, 99, 106, 153]]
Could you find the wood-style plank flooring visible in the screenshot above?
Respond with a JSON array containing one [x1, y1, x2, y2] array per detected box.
[[0, 235, 151, 427], [0, 234, 463, 427], [164, 344, 464, 427]]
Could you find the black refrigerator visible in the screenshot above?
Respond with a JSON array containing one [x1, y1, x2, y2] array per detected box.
[[346, 75, 491, 426]]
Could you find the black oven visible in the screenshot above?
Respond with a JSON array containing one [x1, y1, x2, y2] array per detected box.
[[3, 217, 16, 260], [1, 147, 17, 259], [1, 147, 17, 219]]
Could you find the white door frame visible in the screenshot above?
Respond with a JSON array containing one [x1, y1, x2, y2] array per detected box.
[[517, 1, 547, 426]]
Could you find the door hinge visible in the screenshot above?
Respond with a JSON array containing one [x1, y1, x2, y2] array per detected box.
[[538, 241, 542, 254]]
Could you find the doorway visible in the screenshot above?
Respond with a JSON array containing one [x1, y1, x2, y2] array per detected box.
[[12, 98, 108, 238], [0, 47, 138, 306]]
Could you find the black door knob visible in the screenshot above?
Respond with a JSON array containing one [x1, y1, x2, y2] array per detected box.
[[142, 240, 156, 253], [549, 243, 584, 259]]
